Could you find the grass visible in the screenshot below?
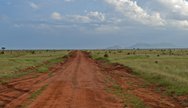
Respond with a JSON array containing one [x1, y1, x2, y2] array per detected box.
[[109, 84, 146, 108], [95, 57, 109, 62], [91, 49, 188, 96], [0, 50, 69, 80], [105, 76, 147, 108], [21, 84, 49, 107], [29, 84, 48, 100], [37, 67, 49, 73]]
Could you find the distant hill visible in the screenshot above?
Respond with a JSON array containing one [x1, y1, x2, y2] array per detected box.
[[106, 45, 122, 49], [129, 43, 178, 49]]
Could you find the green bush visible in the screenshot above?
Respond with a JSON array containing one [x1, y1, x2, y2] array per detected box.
[[104, 53, 109, 58]]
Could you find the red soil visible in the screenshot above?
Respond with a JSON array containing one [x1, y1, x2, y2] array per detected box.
[[0, 51, 185, 108]]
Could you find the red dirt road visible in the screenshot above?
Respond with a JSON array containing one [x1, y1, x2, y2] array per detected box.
[[28, 51, 122, 108], [0, 51, 185, 108]]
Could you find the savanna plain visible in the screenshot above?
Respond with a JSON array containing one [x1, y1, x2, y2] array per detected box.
[[0, 49, 187, 108]]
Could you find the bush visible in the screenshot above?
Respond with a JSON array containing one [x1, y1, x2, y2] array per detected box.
[[155, 61, 158, 64], [63, 55, 69, 59], [31, 51, 35, 54], [104, 53, 109, 58], [1, 51, 4, 54], [118, 50, 122, 53]]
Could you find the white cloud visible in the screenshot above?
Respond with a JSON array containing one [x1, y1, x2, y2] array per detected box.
[[69, 15, 91, 23], [158, 0, 188, 16], [29, 2, 39, 9], [65, 11, 105, 23], [50, 11, 105, 23], [105, 0, 165, 26], [24, 0, 188, 31], [170, 20, 188, 29], [178, 20, 188, 28], [155, 0, 188, 29], [51, 12, 63, 20], [88, 11, 105, 22]]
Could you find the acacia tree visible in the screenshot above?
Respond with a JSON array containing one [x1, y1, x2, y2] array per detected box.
[[1, 47, 5, 54]]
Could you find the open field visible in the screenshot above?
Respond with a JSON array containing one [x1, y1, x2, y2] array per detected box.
[[91, 49, 188, 97], [0, 50, 69, 80]]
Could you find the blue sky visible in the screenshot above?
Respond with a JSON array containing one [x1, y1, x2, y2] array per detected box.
[[0, 0, 188, 49]]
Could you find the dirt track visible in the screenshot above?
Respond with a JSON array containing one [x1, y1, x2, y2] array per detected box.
[[0, 51, 185, 108]]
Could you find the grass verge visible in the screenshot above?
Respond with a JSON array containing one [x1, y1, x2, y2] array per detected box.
[[0, 50, 69, 79], [0, 55, 66, 84], [29, 84, 48, 100], [91, 50, 188, 96], [21, 84, 49, 108], [105, 76, 147, 108]]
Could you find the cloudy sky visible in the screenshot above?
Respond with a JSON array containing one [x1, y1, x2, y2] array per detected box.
[[0, 0, 188, 49]]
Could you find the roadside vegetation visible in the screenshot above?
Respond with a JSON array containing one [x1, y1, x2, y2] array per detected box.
[[29, 84, 49, 100], [0, 50, 69, 81], [105, 76, 147, 108], [91, 49, 188, 96]]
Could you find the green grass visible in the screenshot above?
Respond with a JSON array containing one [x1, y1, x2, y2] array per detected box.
[[91, 49, 188, 96], [0, 50, 68, 80], [37, 67, 49, 73], [21, 83, 49, 108], [95, 57, 109, 62], [105, 76, 147, 108], [29, 84, 48, 100]]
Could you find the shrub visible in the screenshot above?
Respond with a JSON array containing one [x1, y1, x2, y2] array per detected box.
[[155, 61, 158, 64], [1, 51, 4, 54], [118, 50, 122, 53], [31, 51, 35, 54], [63, 55, 69, 59], [104, 53, 109, 58]]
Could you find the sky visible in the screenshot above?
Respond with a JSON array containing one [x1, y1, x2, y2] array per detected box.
[[0, 0, 188, 49]]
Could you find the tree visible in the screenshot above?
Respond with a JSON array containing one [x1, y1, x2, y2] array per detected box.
[[1, 47, 5, 54]]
